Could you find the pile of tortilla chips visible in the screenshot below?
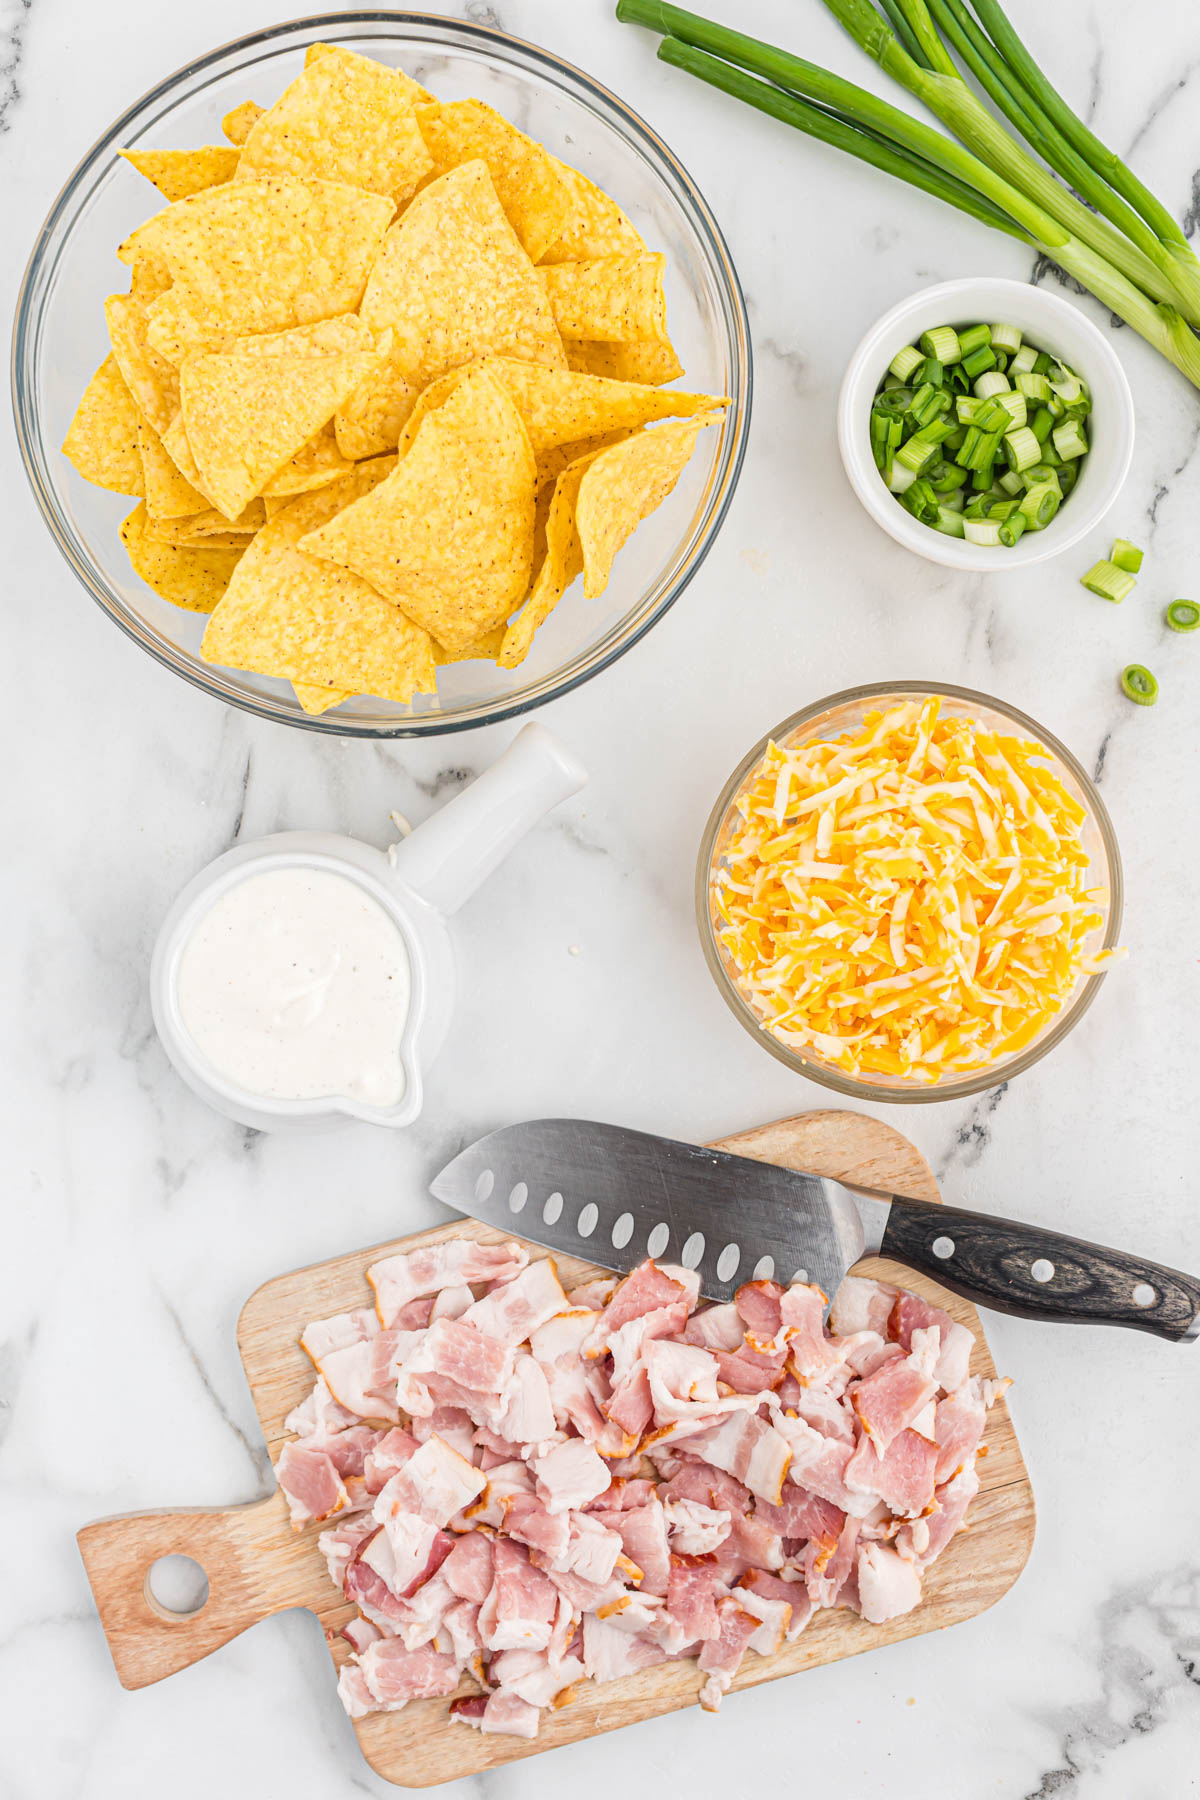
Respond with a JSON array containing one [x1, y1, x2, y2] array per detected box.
[[63, 43, 728, 713]]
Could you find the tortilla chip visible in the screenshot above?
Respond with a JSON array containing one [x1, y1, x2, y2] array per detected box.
[[576, 414, 719, 598], [262, 421, 356, 497], [541, 253, 669, 342], [306, 41, 433, 105], [62, 355, 144, 495], [534, 430, 634, 492], [105, 291, 180, 436], [500, 448, 601, 669], [539, 160, 645, 264], [359, 161, 565, 389], [145, 498, 264, 544], [237, 46, 432, 203], [414, 99, 570, 263], [146, 523, 256, 550], [119, 146, 240, 203], [129, 253, 173, 302], [201, 463, 436, 705], [222, 101, 264, 145], [566, 336, 685, 386], [137, 417, 207, 518], [179, 323, 384, 518], [334, 338, 419, 461], [119, 178, 394, 363], [479, 356, 726, 451], [294, 681, 352, 713], [300, 365, 535, 652], [433, 623, 506, 664], [121, 502, 243, 611]]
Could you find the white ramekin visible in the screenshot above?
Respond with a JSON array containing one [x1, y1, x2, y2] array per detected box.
[[837, 276, 1135, 571]]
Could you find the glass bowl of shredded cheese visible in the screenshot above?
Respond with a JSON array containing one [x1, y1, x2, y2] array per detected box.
[[697, 682, 1124, 1101]]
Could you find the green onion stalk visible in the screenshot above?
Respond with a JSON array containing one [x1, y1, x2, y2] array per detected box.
[[614, 0, 1200, 391]]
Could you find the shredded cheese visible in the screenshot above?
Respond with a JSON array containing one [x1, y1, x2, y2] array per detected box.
[[712, 697, 1124, 1082]]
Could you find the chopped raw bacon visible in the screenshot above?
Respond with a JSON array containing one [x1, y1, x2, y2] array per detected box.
[[279, 1247, 1001, 1729], [697, 1598, 760, 1711], [368, 1239, 529, 1326]]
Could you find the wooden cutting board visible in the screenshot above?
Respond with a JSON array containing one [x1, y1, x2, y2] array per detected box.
[[77, 1110, 1035, 1784]]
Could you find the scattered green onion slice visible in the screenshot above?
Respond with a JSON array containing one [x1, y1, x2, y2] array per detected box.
[[1081, 559, 1135, 602], [1166, 599, 1199, 632], [1120, 664, 1158, 705], [1110, 537, 1144, 573], [874, 326, 1090, 548]]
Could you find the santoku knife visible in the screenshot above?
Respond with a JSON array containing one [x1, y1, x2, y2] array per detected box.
[[430, 1119, 1200, 1342]]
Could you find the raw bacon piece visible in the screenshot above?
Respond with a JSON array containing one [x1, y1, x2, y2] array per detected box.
[[663, 1497, 732, 1556], [285, 1377, 358, 1439], [800, 1515, 860, 1608], [591, 1260, 697, 1339], [682, 1411, 792, 1504], [932, 1377, 988, 1483], [706, 1510, 784, 1585], [829, 1275, 897, 1337], [461, 1259, 569, 1347], [697, 1598, 759, 1711], [778, 1283, 840, 1379], [317, 1340, 401, 1423], [319, 1512, 378, 1591], [666, 1555, 722, 1641], [737, 1568, 814, 1640], [342, 1616, 383, 1655], [488, 1646, 585, 1708], [713, 1339, 788, 1393], [531, 1439, 611, 1514], [582, 1613, 667, 1682], [899, 1463, 980, 1566], [851, 1351, 938, 1455], [337, 1662, 378, 1717], [772, 1411, 871, 1515], [483, 1352, 557, 1446], [682, 1302, 746, 1352], [276, 1442, 349, 1528], [589, 1497, 671, 1595], [505, 1494, 572, 1561], [441, 1532, 495, 1604], [300, 1308, 379, 1365], [753, 1487, 844, 1544], [430, 1284, 474, 1322], [554, 1512, 624, 1585], [364, 1427, 420, 1492], [480, 1690, 542, 1737], [484, 1537, 558, 1652], [734, 1280, 784, 1340], [374, 1435, 487, 1531], [569, 1276, 617, 1311], [530, 1309, 612, 1442], [734, 1584, 792, 1655], [368, 1239, 528, 1326], [856, 1542, 923, 1623], [358, 1638, 459, 1708], [604, 1363, 654, 1441], [845, 1427, 938, 1518]]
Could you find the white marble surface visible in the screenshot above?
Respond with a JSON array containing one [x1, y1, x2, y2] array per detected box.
[[3, 0, 1199, 1795]]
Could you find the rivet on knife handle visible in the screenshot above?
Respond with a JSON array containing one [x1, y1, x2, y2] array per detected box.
[[879, 1197, 1200, 1342]]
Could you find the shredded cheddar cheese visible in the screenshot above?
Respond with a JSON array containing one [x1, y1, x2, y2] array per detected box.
[[713, 697, 1124, 1082]]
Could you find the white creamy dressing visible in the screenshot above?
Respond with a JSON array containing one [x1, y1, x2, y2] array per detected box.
[[175, 867, 411, 1107]]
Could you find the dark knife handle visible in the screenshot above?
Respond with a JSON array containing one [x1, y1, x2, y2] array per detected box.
[[879, 1196, 1200, 1341]]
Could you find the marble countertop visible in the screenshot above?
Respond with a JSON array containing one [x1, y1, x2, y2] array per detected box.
[[3, 0, 1199, 1795]]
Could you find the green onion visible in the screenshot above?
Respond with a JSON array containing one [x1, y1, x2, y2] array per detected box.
[[896, 435, 938, 474], [1004, 425, 1042, 470], [997, 468, 1025, 496], [958, 322, 991, 355], [1015, 371, 1051, 403], [1029, 406, 1054, 443], [918, 355, 945, 386], [963, 516, 1003, 545], [910, 381, 948, 425], [890, 344, 924, 380], [1110, 537, 1144, 573], [956, 395, 987, 423], [1120, 664, 1158, 705], [1009, 343, 1038, 375], [1080, 559, 1135, 602], [928, 458, 968, 492], [935, 503, 966, 535], [920, 325, 962, 362], [999, 511, 1027, 546], [1019, 481, 1061, 528], [1166, 599, 1199, 632], [974, 369, 1010, 399], [990, 322, 1022, 353], [1057, 459, 1080, 497], [1052, 419, 1089, 460], [961, 343, 997, 378]]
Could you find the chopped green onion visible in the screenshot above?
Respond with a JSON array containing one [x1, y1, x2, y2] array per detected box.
[[956, 395, 987, 423], [1030, 406, 1054, 443], [974, 369, 1011, 399], [1057, 459, 1080, 497], [1053, 419, 1089, 460], [958, 323, 992, 356], [990, 323, 1023, 354], [961, 344, 997, 378], [928, 458, 968, 492], [1080, 558, 1135, 601], [888, 460, 918, 494], [896, 435, 938, 475], [963, 517, 1003, 545], [920, 325, 962, 363], [1051, 372, 1085, 404], [998, 468, 1025, 496], [1019, 481, 1061, 528], [1166, 599, 1199, 632], [902, 477, 941, 523], [955, 424, 982, 467], [912, 419, 958, 446], [935, 504, 966, 536], [1120, 664, 1158, 705], [918, 356, 944, 387], [1016, 371, 1052, 403], [1004, 425, 1043, 470], [889, 344, 924, 381], [1009, 343, 1038, 375], [1033, 352, 1053, 375], [874, 387, 913, 416], [1110, 537, 1144, 573], [999, 512, 1027, 546], [909, 382, 949, 425]]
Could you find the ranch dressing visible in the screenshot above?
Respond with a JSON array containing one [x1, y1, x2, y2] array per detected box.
[[175, 867, 410, 1106]]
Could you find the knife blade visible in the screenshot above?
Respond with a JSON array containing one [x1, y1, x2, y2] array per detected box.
[[429, 1118, 886, 1305], [430, 1119, 1200, 1340]]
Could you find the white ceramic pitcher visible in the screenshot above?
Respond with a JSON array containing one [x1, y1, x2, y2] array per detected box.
[[150, 723, 587, 1132]]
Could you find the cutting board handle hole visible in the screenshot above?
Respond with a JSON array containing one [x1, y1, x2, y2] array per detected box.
[[145, 1554, 210, 1620]]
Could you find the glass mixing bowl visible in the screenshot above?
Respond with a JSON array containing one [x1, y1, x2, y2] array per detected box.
[[696, 682, 1123, 1103], [12, 12, 751, 737]]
